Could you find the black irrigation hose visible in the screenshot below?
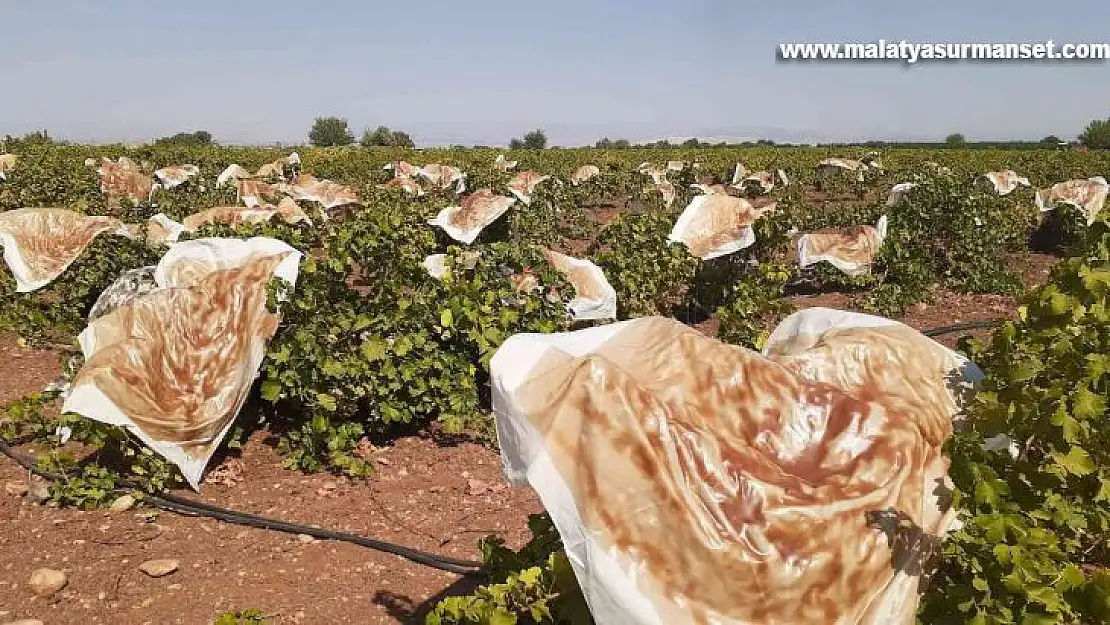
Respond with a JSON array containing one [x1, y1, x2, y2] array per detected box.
[[0, 319, 1003, 576], [921, 319, 1004, 338], [0, 437, 482, 575]]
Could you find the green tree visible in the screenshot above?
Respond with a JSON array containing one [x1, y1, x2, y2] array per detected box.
[[595, 137, 613, 149], [612, 138, 631, 149], [308, 116, 354, 147], [360, 126, 414, 148], [154, 130, 213, 146], [509, 128, 547, 150], [945, 133, 967, 147], [1079, 117, 1110, 149], [1040, 134, 1063, 145]]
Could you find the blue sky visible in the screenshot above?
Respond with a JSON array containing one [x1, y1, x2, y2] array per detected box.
[[2, 0, 1106, 146]]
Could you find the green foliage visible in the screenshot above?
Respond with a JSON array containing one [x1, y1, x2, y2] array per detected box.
[[360, 126, 415, 148], [510, 129, 548, 150], [427, 515, 591, 625], [214, 609, 268, 624], [946, 133, 968, 147], [917, 250, 1110, 623], [154, 130, 214, 146], [1079, 118, 1110, 150], [308, 116, 355, 147], [2, 390, 185, 509], [0, 232, 160, 346], [864, 170, 1034, 316]]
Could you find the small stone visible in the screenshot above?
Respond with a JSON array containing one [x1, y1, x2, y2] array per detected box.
[[109, 494, 136, 512], [24, 479, 49, 505], [466, 479, 489, 496], [375, 458, 391, 466], [138, 559, 179, 578], [140, 597, 154, 608], [29, 567, 67, 596], [4, 620, 45, 625], [297, 534, 315, 543]]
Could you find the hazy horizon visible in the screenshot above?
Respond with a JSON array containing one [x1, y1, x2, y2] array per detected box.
[[3, 0, 1107, 147]]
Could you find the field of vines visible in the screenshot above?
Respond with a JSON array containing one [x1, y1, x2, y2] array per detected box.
[[0, 140, 1108, 624]]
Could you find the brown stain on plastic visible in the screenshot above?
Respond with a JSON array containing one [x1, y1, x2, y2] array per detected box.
[[513, 317, 962, 624], [802, 225, 884, 265], [681, 195, 774, 258], [542, 249, 604, 301], [71, 253, 287, 458], [96, 159, 154, 203], [449, 189, 514, 231], [0, 208, 123, 284]]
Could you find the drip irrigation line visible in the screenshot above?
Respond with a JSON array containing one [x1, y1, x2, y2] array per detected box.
[[0, 437, 482, 575], [921, 319, 1003, 338], [0, 318, 1002, 575]]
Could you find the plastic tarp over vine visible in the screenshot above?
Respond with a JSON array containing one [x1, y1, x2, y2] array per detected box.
[[668, 194, 776, 260], [489, 309, 983, 625], [0, 208, 135, 292], [541, 248, 617, 321], [796, 215, 889, 277], [1035, 176, 1109, 226], [62, 237, 303, 490]]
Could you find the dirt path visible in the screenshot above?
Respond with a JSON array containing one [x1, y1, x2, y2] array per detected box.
[[0, 369, 543, 624]]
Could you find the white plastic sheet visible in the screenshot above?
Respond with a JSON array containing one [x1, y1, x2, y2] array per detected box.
[[490, 309, 982, 625], [0, 208, 131, 292], [63, 237, 302, 490], [668, 194, 775, 260], [428, 189, 516, 244], [542, 249, 617, 321], [1035, 176, 1109, 226], [797, 215, 888, 277]]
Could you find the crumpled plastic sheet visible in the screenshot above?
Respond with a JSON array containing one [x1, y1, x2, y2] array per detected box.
[[668, 194, 776, 260], [153, 164, 200, 190], [0, 208, 133, 292], [983, 170, 1029, 196], [417, 163, 467, 194], [86, 265, 159, 323], [1035, 176, 1108, 226], [89, 157, 156, 203], [145, 199, 312, 248], [490, 309, 982, 625], [428, 189, 516, 244], [508, 171, 551, 206], [277, 174, 360, 212], [424, 253, 449, 279], [542, 248, 617, 321], [644, 181, 676, 208], [0, 153, 17, 180], [571, 165, 600, 185], [885, 182, 916, 206], [797, 215, 888, 277], [62, 237, 302, 490]]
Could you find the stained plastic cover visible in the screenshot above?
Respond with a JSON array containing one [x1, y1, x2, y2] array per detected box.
[[0, 208, 131, 292], [508, 171, 551, 205], [571, 165, 600, 186], [428, 189, 516, 244], [1035, 176, 1108, 226], [668, 194, 776, 260], [983, 170, 1029, 196], [490, 309, 982, 625], [542, 248, 617, 320], [797, 215, 888, 277], [63, 237, 302, 490]]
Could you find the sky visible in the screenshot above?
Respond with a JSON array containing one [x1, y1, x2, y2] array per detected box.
[[2, 0, 1107, 147]]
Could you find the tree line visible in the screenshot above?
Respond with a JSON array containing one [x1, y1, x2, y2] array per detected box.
[[6, 116, 1110, 151]]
